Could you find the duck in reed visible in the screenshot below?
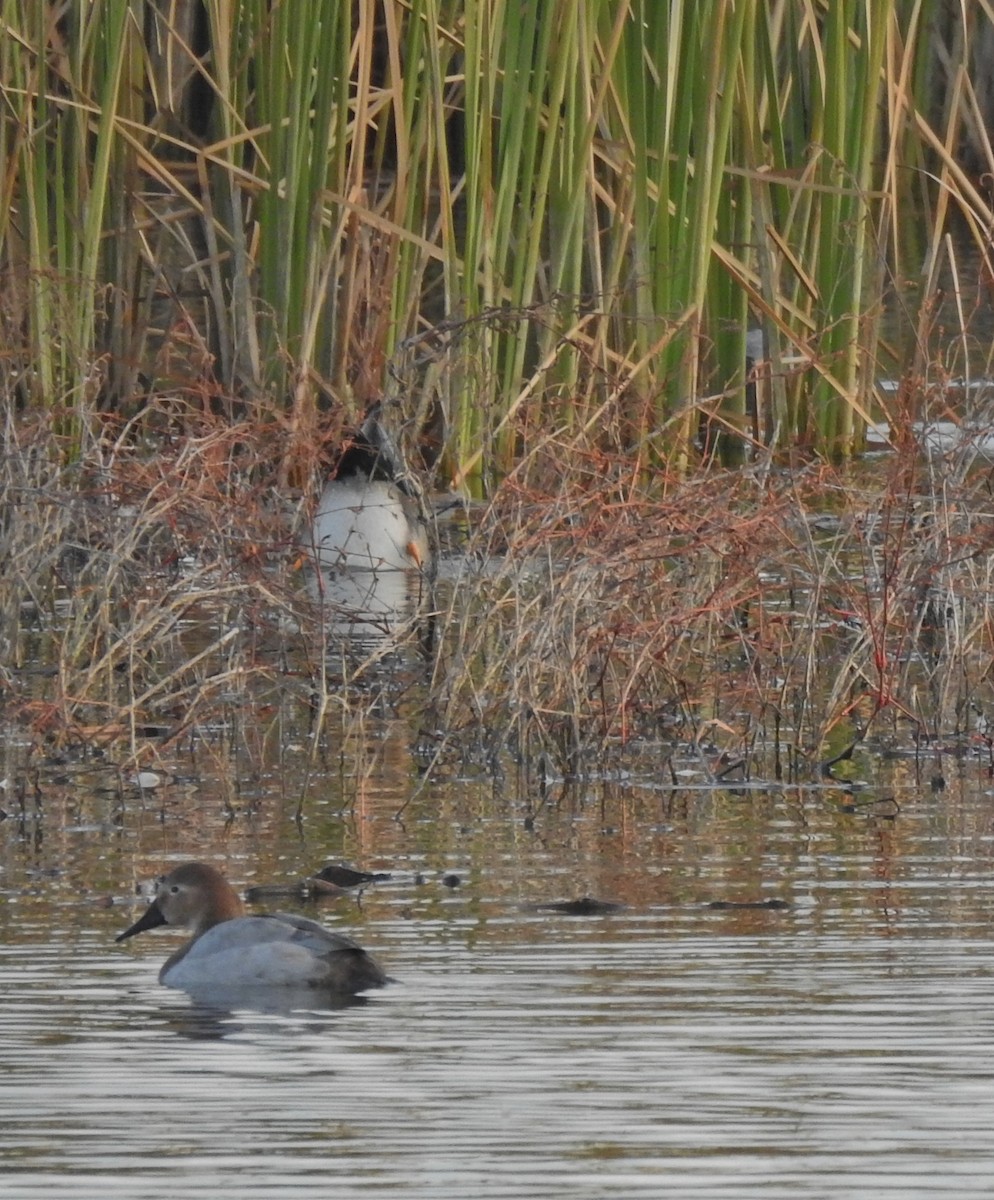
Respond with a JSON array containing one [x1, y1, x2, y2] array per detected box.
[[312, 406, 432, 572]]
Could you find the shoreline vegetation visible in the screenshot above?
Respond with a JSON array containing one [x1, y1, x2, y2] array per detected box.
[[2, 3, 994, 774], [5, 400, 994, 782]]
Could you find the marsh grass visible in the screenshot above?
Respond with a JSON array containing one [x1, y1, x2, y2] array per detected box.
[[4, 231, 994, 794], [3, 3, 994, 464], [417, 414, 994, 779], [11, 378, 994, 790], [5, 0, 994, 790], [1, 410, 291, 741]]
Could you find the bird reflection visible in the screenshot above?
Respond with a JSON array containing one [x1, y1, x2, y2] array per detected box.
[[158, 984, 372, 1040]]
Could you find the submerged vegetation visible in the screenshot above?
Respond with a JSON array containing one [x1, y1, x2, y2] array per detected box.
[[2, 2, 994, 780]]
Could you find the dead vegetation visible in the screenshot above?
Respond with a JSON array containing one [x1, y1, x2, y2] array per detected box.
[[4, 392, 994, 787]]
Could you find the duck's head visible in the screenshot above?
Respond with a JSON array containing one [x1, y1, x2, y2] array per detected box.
[[333, 407, 419, 490], [116, 862, 245, 942]]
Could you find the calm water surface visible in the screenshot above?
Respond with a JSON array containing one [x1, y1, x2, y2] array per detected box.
[[2, 744, 994, 1198]]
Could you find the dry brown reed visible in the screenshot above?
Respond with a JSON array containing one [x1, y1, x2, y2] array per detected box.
[[424, 406, 994, 779], [4, 385, 994, 783], [0, 405, 305, 755]]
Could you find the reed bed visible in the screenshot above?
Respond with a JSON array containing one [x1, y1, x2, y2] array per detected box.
[[4, 3, 994, 788], [420, 436, 994, 779], [2, 2, 993, 460], [3, 388, 994, 789]]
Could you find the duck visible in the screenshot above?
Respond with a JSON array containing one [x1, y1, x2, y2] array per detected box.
[[312, 406, 432, 572], [116, 861, 389, 995]]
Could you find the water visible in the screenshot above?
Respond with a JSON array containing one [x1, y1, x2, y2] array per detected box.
[[2, 758, 994, 1199]]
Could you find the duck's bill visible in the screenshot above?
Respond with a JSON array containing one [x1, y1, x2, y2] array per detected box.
[[116, 900, 167, 942]]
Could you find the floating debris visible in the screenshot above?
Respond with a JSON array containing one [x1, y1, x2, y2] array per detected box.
[[527, 897, 626, 916]]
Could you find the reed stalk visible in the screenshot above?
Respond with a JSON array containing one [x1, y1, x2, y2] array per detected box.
[[1, 0, 992, 467]]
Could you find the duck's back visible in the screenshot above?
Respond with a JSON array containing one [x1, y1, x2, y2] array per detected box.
[[161, 913, 388, 993]]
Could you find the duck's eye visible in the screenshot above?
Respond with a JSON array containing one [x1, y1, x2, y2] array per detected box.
[[169, 885, 180, 894]]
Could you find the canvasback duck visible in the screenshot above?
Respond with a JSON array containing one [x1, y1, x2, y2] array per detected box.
[[116, 862, 388, 994], [313, 407, 433, 572]]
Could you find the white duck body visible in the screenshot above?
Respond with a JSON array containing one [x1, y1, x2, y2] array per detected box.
[[313, 474, 428, 571], [311, 408, 432, 572]]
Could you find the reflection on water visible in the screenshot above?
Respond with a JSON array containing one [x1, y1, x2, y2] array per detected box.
[[3, 925, 994, 1198], [3, 766, 994, 1197], [307, 563, 430, 644], [160, 983, 375, 1029]]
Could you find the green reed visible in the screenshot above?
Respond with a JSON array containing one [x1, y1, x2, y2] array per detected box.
[[1, 1, 992, 469]]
